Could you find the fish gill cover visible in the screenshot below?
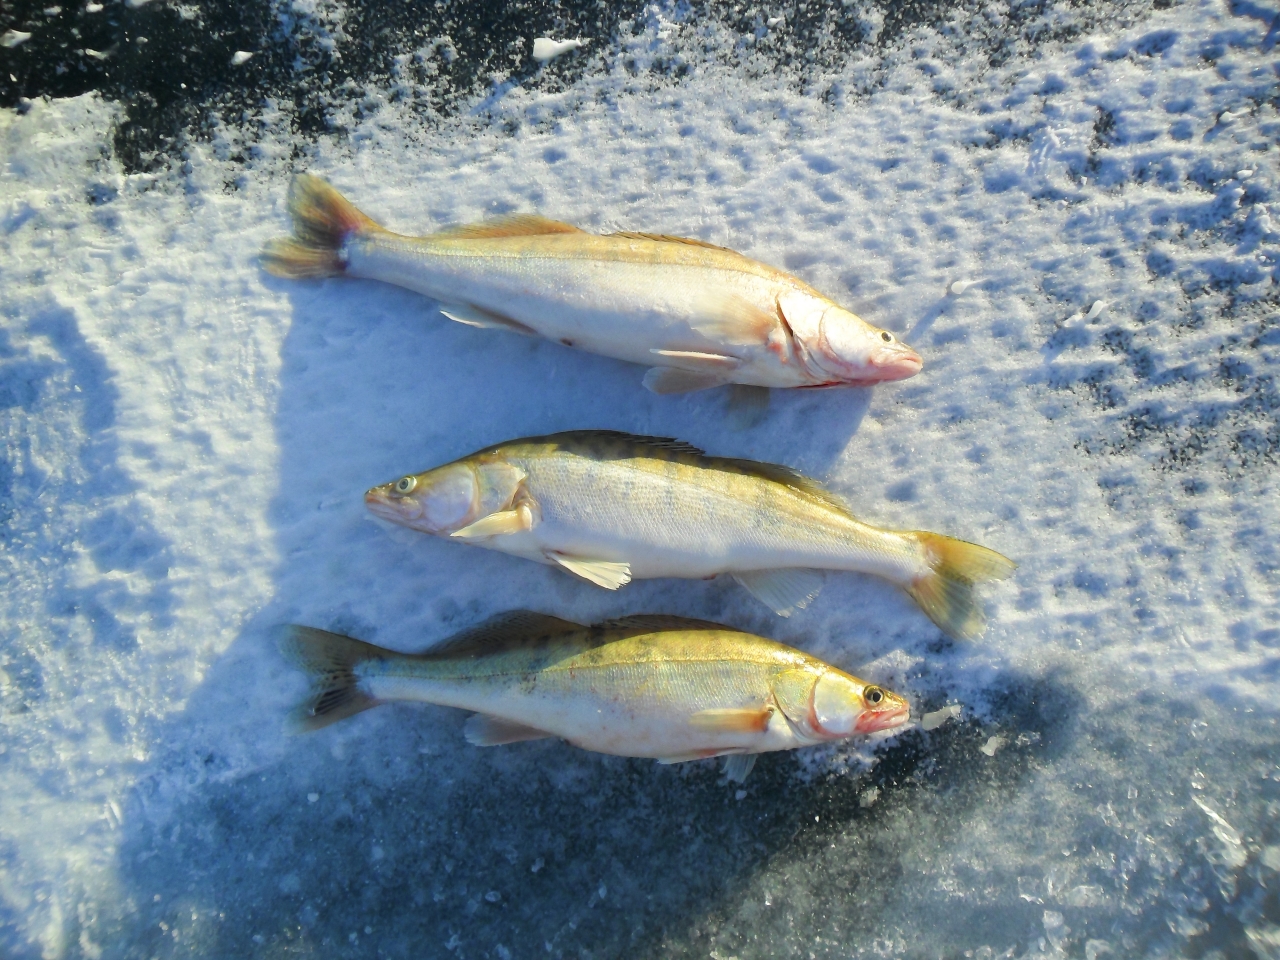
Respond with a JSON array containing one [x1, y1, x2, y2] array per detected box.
[[1, 0, 1279, 958]]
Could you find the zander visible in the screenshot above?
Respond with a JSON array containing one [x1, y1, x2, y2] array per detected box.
[[262, 174, 922, 393], [366, 431, 1016, 639], [281, 612, 909, 783]]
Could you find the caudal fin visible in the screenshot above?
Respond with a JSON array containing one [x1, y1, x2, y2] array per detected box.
[[261, 174, 385, 278], [278, 624, 388, 732], [905, 533, 1016, 640]]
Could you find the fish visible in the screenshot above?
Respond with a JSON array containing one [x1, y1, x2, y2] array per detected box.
[[261, 174, 923, 393], [365, 431, 1016, 639], [280, 612, 910, 782]]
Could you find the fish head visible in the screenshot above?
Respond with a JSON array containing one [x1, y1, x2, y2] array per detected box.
[[365, 463, 479, 535], [774, 668, 909, 741], [779, 290, 922, 385]]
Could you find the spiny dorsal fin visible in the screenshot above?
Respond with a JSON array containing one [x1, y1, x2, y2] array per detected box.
[[593, 614, 734, 635], [435, 214, 584, 239], [422, 611, 584, 658], [608, 231, 734, 252], [544, 430, 706, 457]]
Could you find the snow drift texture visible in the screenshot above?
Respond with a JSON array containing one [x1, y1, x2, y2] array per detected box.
[[2, 0, 1279, 957]]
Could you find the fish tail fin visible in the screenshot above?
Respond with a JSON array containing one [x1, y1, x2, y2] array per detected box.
[[261, 174, 385, 278], [278, 624, 388, 732], [904, 533, 1016, 640]]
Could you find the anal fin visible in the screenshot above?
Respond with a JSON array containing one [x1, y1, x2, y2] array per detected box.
[[733, 568, 825, 617], [642, 367, 728, 395], [440, 302, 535, 336], [723, 753, 758, 783], [451, 503, 535, 540], [689, 707, 772, 733], [550, 555, 632, 590], [463, 713, 554, 746]]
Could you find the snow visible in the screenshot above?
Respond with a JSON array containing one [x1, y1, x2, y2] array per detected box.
[[2, 0, 1279, 957]]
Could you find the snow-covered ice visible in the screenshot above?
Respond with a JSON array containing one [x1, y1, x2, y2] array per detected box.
[[2, 0, 1279, 957]]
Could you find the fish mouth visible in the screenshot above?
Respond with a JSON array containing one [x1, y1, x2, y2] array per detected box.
[[868, 347, 923, 381], [365, 486, 418, 523], [855, 703, 910, 734]]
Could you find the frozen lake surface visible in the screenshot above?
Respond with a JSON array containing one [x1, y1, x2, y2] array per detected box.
[[2, 0, 1279, 957]]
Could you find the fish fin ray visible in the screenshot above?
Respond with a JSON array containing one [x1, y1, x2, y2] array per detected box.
[[450, 504, 535, 540], [278, 625, 387, 732], [690, 708, 772, 733], [463, 714, 555, 746], [656, 750, 726, 764], [550, 555, 632, 589], [593, 614, 731, 634], [725, 385, 771, 429], [734, 569, 825, 617], [649, 348, 742, 368], [261, 174, 384, 279], [426, 612, 584, 656], [905, 534, 1016, 640], [723, 753, 758, 783], [642, 367, 728, 394], [531, 431, 706, 457], [439, 302, 535, 335], [435, 214, 584, 239], [607, 231, 734, 250]]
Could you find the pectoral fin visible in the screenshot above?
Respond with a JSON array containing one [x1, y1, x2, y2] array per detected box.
[[689, 707, 772, 733], [733, 568, 825, 617], [649, 348, 742, 368], [440, 302, 535, 335], [549, 555, 632, 589], [463, 713, 554, 746], [642, 366, 728, 394], [723, 753, 758, 783], [450, 504, 535, 540]]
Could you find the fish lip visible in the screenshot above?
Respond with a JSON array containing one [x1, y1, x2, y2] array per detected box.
[[855, 704, 910, 734], [365, 486, 419, 522], [868, 347, 923, 381]]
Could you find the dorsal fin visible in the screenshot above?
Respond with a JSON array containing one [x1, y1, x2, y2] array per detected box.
[[593, 614, 734, 634], [608, 231, 734, 252], [714, 458, 854, 515], [434, 214, 584, 239], [542, 430, 706, 457], [422, 611, 584, 657]]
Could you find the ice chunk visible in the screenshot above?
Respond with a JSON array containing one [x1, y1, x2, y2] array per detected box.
[[767, 16, 784, 27], [1, 30, 32, 48], [1194, 797, 1247, 868], [532, 37, 587, 63], [1238, 169, 1254, 178], [979, 736, 1006, 757], [948, 279, 980, 296], [231, 51, 254, 66], [1086, 300, 1107, 320], [921, 704, 962, 730]]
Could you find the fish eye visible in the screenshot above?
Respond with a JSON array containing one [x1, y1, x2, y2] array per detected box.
[[880, 331, 894, 343], [865, 686, 884, 705], [395, 476, 416, 494]]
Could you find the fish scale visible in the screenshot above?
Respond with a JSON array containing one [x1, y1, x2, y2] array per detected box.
[[262, 174, 924, 392], [281, 613, 910, 782], [366, 431, 1016, 638]]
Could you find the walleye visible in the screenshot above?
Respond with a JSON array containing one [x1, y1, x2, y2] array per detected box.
[[261, 174, 922, 393], [365, 431, 1016, 639], [281, 612, 910, 782]]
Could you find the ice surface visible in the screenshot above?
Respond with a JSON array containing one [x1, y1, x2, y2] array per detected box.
[[2, 0, 1279, 958]]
